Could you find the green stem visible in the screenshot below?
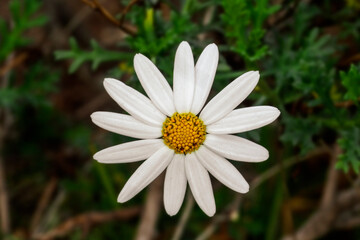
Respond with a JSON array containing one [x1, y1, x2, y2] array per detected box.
[[182, 0, 193, 15], [94, 162, 118, 208], [265, 176, 284, 240]]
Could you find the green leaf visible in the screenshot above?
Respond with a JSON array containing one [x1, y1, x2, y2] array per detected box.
[[128, 9, 196, 57], [0, 0, 46, 61], [280, 117, 321, 154], [55, 38, 133, 73], [340, 64, 360, 102], [221, 0, 279, 62], [26, 15, 48, 28], [337, 128, 360, 174]]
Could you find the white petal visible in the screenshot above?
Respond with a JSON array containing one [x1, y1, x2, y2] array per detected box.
[[94, 139, 164, 163], [191, 44, 219, 115], [164, 154, 187, 216], [185, 153, 215, 217], [195, 146, 249, 193], [204, 134, 269, 162], [173, 41, 195, 113], [104, 78, 166, 126], [91, 111, 161, 139], [200, 71, 260, 125], [207, 106, 280, 134], [134, 54, 176, 116], [117, 146, 174, 203]]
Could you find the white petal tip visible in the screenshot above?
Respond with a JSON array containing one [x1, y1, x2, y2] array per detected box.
[[274, 108, 281, 118], [232, 180, 250, 194], [93, 152, 100, 161], [180, 40, 190, 45], [90, 112, 102, 123], [251, 147, 269, 162], [165, 208, 179, 216], [92, 153, 107, 163], [238, 184, 250, 194], [208, 43, 218, 49], [103, 78, 122, 90], [117, 195, 127, 203], [178, 41, 192, 51], [205, 209, 216, 217], [134, 53, 143, 60], [251, 151, 269, 162], [204, 43, 219, 57], [245, 71, 259, 80], [239, 189, 249, 194], [104, 77, 117, 83], [90, 112, 100, 122], [117, 190, 128, 203], [260, 149, 270, 161]]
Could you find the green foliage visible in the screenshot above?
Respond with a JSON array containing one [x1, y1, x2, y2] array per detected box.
[[0, 0, 56, 111], [128, 8, 196, 58], [55, 38, 133, 73], [55, 2, 198, 74], [264, 2, 359, 174], [0, 0, 47, 61], [267, 5, 337, 154], [269, 28, 336, 106], [291, 2, 320, 43], [341, 64, 360, 102], [0, 63, 58, 110], [280, 117, 321, 154], [221, 0, 280, 62], [337, 128, 360, 173]]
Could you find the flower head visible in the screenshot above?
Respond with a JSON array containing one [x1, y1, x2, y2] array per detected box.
[[91, 41, 280, 216]]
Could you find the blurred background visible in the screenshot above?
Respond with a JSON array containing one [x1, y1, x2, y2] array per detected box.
[[0, 0, 360, 239]]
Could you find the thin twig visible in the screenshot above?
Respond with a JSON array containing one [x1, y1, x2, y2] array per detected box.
[[171, 193, 195, 240], [0, 53, 27, 77], [267, 0, 301, 28], [282, 186, 360, 240], [0, 51, 15, 235], [334, 98, 360, 108], [32, 190, 67, 237], [34, 206, 141, 240], [320, 144, 341, 208], [336, 215, 360, 229], [135, 173, 164, 240], [80, 0, 137, 36], [196, 212, 229, 240], [0, 146, 10, 235], [30, 178, 58, 234], [281, 144, 353, 240], [119, 0, 140, 25]]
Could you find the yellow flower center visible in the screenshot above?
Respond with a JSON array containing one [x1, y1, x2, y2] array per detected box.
[[162, 112, 206, 154]]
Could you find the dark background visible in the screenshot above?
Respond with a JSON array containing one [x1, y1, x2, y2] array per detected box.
[[0, 0, 360, 239]]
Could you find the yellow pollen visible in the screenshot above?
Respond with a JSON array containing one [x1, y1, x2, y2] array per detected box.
[[162, 112, 206, 154]]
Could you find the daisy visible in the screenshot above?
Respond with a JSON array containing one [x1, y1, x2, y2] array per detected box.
[[91, 41, 280, 216]]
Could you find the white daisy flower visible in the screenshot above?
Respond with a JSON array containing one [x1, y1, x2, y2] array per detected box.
[[91, 41, 280, 217]]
